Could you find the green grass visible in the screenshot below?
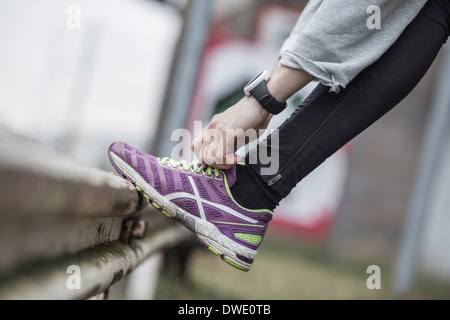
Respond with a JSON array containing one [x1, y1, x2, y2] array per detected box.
[[186, 236, 387, 299], [154, 231, 450, 300]]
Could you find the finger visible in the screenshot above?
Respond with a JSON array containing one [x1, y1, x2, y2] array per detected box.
[[192, 135, 205, 162], [191, 139, 197, 153], [210, 154, 242, 170], [213, 129, 227, 166], [194, 126, 216, 162], [223, 154, 241, 169], [233, 154, 243, 163], [192, 127, 209, 154], [203, 128, 223, 166], [207, 129, 238, 169], [205, 138, 233, 169], [202, 141, 216, 166]]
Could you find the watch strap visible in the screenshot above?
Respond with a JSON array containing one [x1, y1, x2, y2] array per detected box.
[[249, 80, 287, 115]]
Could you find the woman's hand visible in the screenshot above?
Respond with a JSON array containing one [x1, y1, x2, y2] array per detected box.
[[191, 96, 272, 169], [191, 64, 314, 169]]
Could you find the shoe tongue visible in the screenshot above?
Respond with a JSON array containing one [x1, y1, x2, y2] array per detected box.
[[223, 165, 238, 187]]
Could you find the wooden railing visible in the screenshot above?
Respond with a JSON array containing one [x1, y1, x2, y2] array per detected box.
[[0, 129, 190, 299]]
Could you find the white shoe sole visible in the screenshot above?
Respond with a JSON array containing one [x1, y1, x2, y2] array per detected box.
[[109, 152, 257, 271]]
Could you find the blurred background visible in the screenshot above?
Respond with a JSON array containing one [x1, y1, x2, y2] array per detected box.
[[1, 0, 450, 299]]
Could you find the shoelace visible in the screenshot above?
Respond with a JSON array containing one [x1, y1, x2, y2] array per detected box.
[[159, 157, 221, 178]]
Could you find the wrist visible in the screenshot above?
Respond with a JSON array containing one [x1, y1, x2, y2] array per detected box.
[[241, 95, 271, 120]]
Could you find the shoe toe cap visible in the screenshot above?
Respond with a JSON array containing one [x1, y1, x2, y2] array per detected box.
[[108, 141, 125, 157]]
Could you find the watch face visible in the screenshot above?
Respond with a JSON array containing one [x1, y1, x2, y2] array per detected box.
[[244, 70, 269, 96]]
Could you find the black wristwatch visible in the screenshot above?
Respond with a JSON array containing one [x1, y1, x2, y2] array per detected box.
[[243, 70, 287, 115]]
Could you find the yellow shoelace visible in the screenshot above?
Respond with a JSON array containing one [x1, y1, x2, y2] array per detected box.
[[159, 157, 220, 178]]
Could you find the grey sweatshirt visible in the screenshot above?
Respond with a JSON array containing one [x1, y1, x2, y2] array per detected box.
[[279, 0, 428, 92]]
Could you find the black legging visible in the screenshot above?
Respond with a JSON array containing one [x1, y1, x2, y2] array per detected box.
[[232, 0, 450, 210]]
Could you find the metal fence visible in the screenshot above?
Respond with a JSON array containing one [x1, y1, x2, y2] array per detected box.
[[0, 129, 190, 299]]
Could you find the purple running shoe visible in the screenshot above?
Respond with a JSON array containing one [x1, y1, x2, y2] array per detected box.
[[108, 142, 273, 271]]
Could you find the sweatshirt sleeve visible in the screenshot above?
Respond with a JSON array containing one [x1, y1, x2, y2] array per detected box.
[[279, 0, 428, 92]]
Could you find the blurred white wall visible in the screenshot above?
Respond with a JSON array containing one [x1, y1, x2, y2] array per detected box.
[[0, 0, 181, 167]]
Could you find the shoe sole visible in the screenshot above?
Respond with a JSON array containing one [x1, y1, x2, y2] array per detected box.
[[109, 152, 256, 271]]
